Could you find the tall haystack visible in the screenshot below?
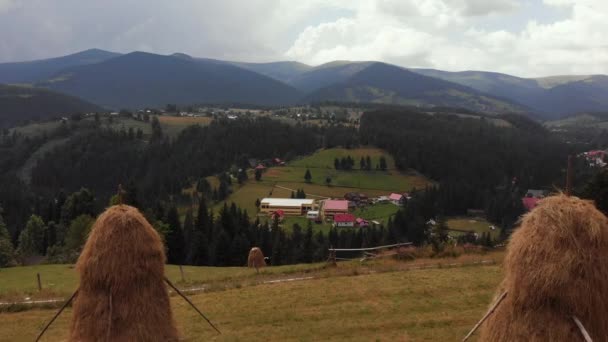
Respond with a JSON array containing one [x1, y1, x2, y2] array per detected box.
[[479, 194, 608, 341], [247, 247, 266, 268], [69, 205, 178, 342]]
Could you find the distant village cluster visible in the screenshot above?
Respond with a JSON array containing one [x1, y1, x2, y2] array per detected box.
[[259, 192, 410, 228]]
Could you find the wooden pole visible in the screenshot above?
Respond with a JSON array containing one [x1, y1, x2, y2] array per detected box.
[[566, 155, 573, 196], [179, 265, 185, 283], [462, 292, 507, 341], [164, 277, 221, 334], [572, 316, 593, 342], [35, 289, 79, 342], [37, 273, 42, 291]]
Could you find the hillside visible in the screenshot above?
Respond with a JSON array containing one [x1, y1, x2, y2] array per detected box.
[[305, 63, 525, 114], [0, 84, 101, 127], [0, 255, 503, 341], [289, 61, 375, 93], [412, 69, 608, 118], [231, 61, 312, 83], [0, 49, 120, 84], [39, 52, 302, 108]]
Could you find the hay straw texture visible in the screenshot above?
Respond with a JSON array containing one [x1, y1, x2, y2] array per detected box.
[[69, 205, 178, 342], [479, 195, 608, 341], [247, 247, 266, 268]]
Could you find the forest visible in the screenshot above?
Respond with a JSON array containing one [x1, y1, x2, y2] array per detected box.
[[0, 108, 603, 267]]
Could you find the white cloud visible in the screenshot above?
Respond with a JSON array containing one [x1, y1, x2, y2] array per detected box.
[[284, 0, 608, 77], [0, 0, 606, 77]]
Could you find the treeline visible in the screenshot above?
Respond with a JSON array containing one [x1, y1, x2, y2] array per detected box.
[[334, 155, 387, 170], [360, 110, 578, 226]]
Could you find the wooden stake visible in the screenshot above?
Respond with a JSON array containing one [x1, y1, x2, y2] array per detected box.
[[35, 289, 79, 342], [164, 277, 221, 334], [566, 155, 573, 197], [462, 291, 507, 341], [179, 265, 185, 283], [37, 273, 42, 291], [572, 316, 593, 342]]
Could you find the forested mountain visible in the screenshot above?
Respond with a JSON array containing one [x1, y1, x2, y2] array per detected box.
[[2, 49, 608, 118], [0, 49, 120, 84], [305, 63, 526, 114], [230, 61, 312, 83], [0, 84, 101, 127], [288, 61, 375, 93], [412, 69, 608, 117], [39, 52, 302, 108]]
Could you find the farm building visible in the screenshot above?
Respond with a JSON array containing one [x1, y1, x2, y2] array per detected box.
[[260, 198, 315, 216], [322, 199, 349, 219], [389, 193, 404, 205], [334, 213, 356, 228], [306, 210, 320, 220]]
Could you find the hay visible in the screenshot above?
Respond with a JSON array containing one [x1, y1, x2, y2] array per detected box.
[[479, 194, 608, 341], [69, 205, 178, 342], [247, 247, 266, 268]]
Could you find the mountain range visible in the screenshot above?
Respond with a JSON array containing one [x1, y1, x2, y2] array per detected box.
[[1, 48, 608, 125]]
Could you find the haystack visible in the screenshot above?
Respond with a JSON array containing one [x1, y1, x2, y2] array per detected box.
[[69, 205, 178, 342], [479, 194, 608, 341], [247, 247, 266, 268]]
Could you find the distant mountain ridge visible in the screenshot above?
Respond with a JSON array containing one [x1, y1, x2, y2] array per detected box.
[[0, 49, 121, 84], [1, 49, 607, 118], [0, 84, 101, 127]]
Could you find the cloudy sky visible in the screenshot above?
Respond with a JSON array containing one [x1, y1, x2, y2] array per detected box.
[[0, 0, 605, 77]]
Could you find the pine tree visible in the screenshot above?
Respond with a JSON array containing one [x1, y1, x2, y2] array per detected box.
[[64, 215, 94, 253], [182, 209, 194, 264], [18, 215, 47, 256], [191, 198, 210, 265], [360, 157, 366, 170], [302, 222, 314, 263], [304, 169, 312, 183], [165, 205, 184, 264], [379, 156, 388, 170], [366, 156, 372, 171], [334, 158, 340, 170], [255, 168, 262, 181], [0, 210, 15, 267]]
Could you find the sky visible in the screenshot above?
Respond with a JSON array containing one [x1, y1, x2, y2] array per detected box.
[[0, 0, 606, 77]]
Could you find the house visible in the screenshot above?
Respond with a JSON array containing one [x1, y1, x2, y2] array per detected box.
[[271, 209, 285, 221], [344, 192, 368, 203], [322, 199, 349, 219], [525, 189, 546, 198], [356, 217, 369, 228], [376, 196, 389, 203], [389, 193, 404, 205], [273, 158, 286, 166], [522, 196, 541, 211], [259, 198, 315, 216], [334, 213, 356, 228], [254, 164, 267, 171], [306, 210, 320, 220]]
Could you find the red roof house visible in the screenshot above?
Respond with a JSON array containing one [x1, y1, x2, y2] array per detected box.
[[389, 193, 404, 205], [255, 164, 266, 170], [334, 213, 356, 227], [522, 197, 540, 211]]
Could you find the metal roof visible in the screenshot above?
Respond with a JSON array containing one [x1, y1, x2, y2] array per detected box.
[[261, 198, 315, 207]]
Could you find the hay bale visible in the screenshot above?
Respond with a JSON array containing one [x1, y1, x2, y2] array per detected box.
[[247, 247, 266, 268], [479, 194, 608, 341], [69, 205, 178, 342]]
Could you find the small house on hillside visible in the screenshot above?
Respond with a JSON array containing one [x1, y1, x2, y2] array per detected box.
[[356, 217, 369, 228], [389, 193, 404, 205], [322, 199, 349, 219], [334, 213, 356, 228], [255, 164, 267, 171]]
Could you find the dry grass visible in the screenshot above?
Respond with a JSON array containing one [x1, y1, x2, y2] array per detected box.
[[70, 205, 177, 341], [480, 195, 608, 341], [2, 262, 503, 341]]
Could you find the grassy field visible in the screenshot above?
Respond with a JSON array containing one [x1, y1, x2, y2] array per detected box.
[[447, 217, 498, 239], [207, 148, 432, 230], [0, 259, 503, 341], [157, 115, 213, 137], [353, 203, 400, 223]]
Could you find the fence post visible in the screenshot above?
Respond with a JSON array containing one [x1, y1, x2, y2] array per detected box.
[[37, 273, 42, 291], [179, 265, 185, 283]]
